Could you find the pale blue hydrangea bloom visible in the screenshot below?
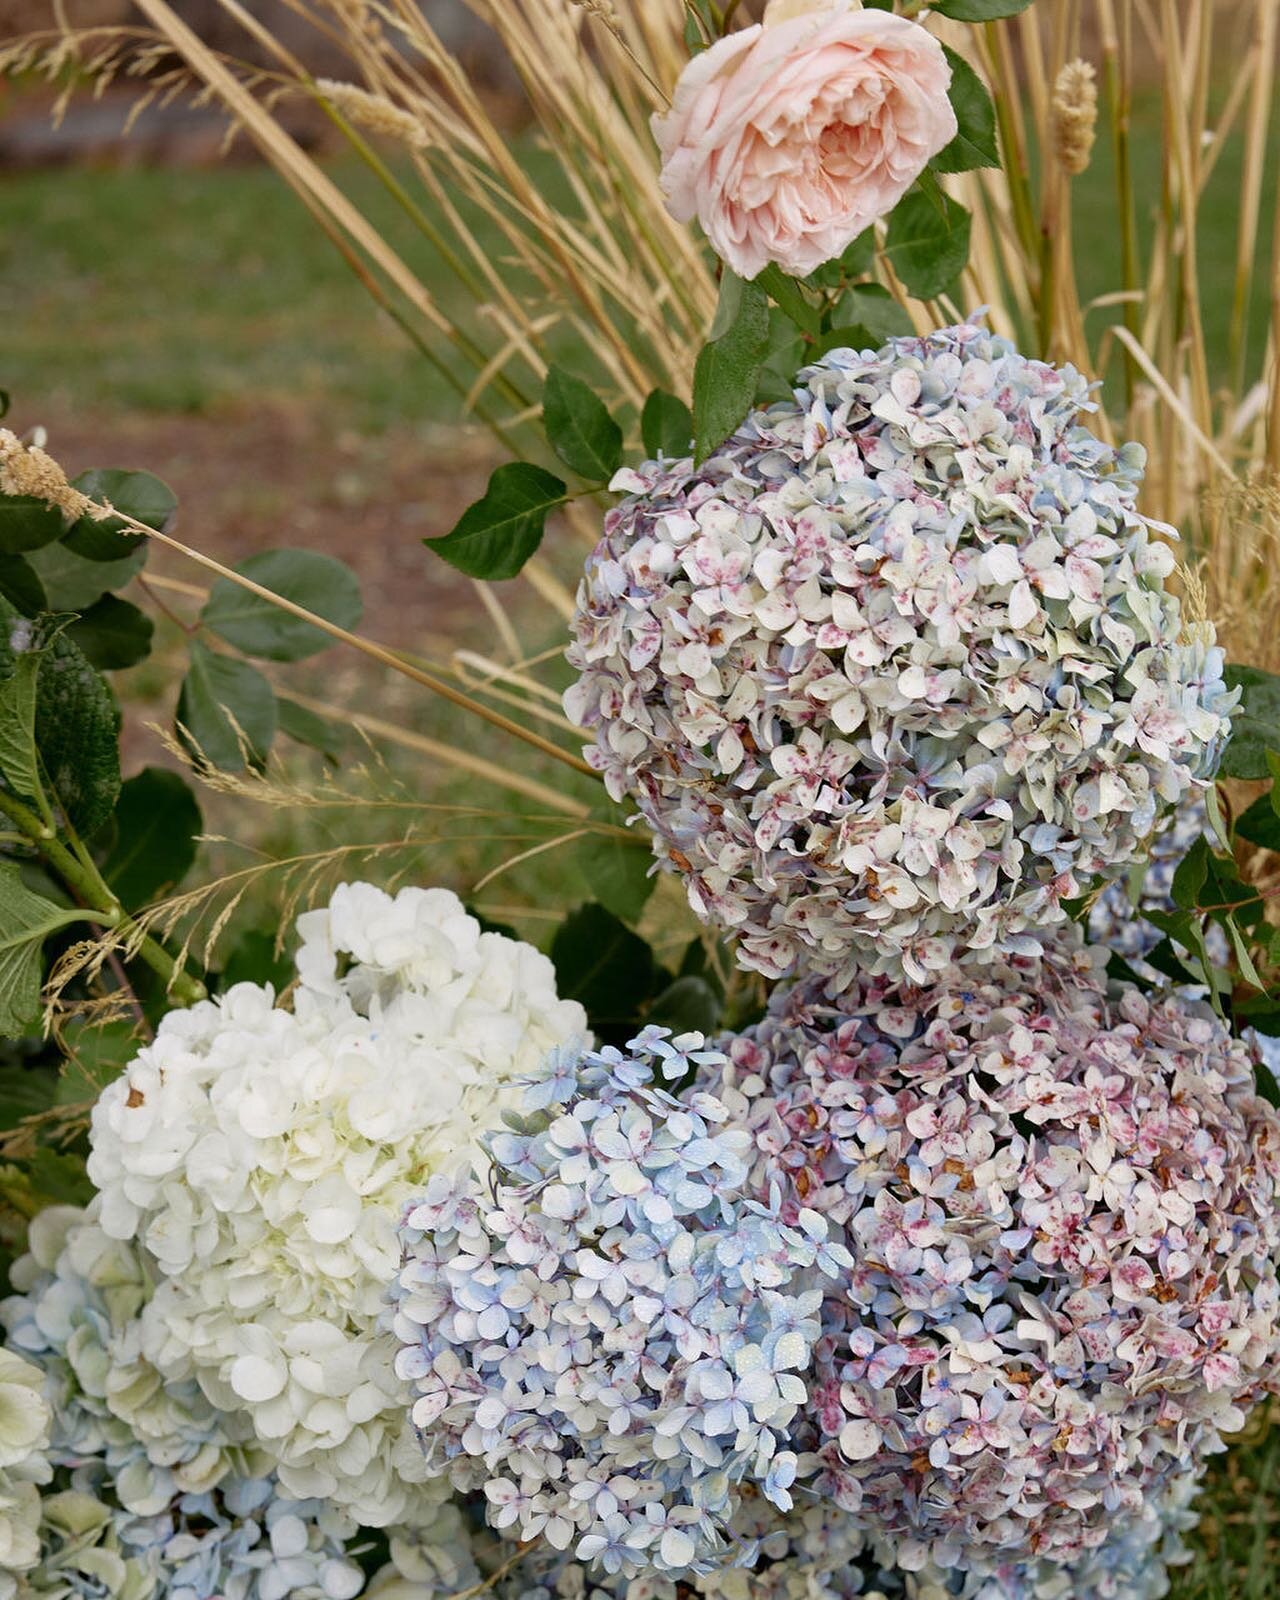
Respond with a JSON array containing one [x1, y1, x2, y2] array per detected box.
[[391, 1031, 852, 1581]]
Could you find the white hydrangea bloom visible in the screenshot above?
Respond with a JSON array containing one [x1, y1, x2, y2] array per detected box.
[[0, 1347, 51, 1599], [86, 885, 586, 1525]]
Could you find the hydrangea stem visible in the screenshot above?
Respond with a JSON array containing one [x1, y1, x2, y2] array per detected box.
[[0, 787, 206, 1008]]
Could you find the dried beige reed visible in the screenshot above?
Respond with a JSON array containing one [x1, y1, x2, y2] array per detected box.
[[1051, 59, 1098, 175], [0, 429, 99, 520], [313, 78, 429, 149]]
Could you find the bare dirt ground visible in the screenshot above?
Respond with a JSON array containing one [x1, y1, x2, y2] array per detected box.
[[34, 399, 501, 651]]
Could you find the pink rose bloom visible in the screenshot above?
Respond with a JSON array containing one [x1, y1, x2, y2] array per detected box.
[[654, 1, 958, 280]]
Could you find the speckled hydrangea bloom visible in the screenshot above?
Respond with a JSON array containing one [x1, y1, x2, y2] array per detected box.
[[1, 1208, 365, 1600], [0, 1347, 51, 1599], [457, 1465, 1200, 1600], [705, 953, 1280, 1573], [1086, 797, 1213, 966], [566, 321, 1234, 983], [392, 1029, 851, 1581], [86, 884, 585, 1526]]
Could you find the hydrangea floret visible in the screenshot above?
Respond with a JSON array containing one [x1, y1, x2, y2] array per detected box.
[[85, 885, 586, 1526], [0, 1347, 51, 1598], [703, 948, 1280, 1572], [566, 321, 1234, 983], [391, 1028, 851, 1581], [1, 1208, 365, 1600]]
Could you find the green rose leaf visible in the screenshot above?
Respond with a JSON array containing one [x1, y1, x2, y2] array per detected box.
[[641, 390, 694, 459], [574, 818, 655, 926], [1235, 791, 1280, 852], [551, 902, 657, 1038], [66, 595, 154, 672], [932, 0, 1033, 18], [830, 283, 915, 342], [806, 230, 876, 289], [0, 495, 64, 556], [26, 542, 147, 613], [276, 696, 346, 762], [754, 308, 807, 406], [0, 864, 93, 1035], [101, 767, 202, 908], [202, 549, 362, 663], [807, 325, 879, 361], [1219, 664, 1280, 780], [643, 974, 723, 1037], [884, 186, 972, 300], [692, 272, 771, 465], [755, 265, 822, 337], [932, 48, 1000, 174], [0, 555, 46, 616], [178, 639, 277, 772], [543, 367, 624, 483], [64, 469, 176, 562], [427, 463, 568, 581], [1170, 835, 1211, 910]]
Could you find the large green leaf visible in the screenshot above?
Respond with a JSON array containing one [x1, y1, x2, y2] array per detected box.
[[427, 463, 568, 580], [1236, 791, 1280, 852], [0, 605, 49, 812], [0, 555, 46, 615], [551, 902, 657, 1037], [276, 697, 346, 762], [932, 0, 1032, 17], [0, 495, 64, 556], [64, 468, 176, 562], [806, 230, 876, 289], [830, 283, 914, 342], [574, 820, 655, 926], [932, 48, 1000, 174], [26, 542, 147, 612], [202, 550, 362, 663], [755, 266, 822, 336], [101, 767, 201, 908], [643, 975, 722, 1036], [34, 630, 122, 838], [884, 187, 972, 300], [178, 640, 277, 771], [641, 390, 693, 459], [1220, 665, 1280, 780], [693, 273, 771, 465], [0, 864, 91, 1035], [66, 595, 154, 671], [543, 367, 623, 482]]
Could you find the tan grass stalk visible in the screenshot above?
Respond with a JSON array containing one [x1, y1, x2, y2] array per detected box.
[[281, 693, 591, 816]]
